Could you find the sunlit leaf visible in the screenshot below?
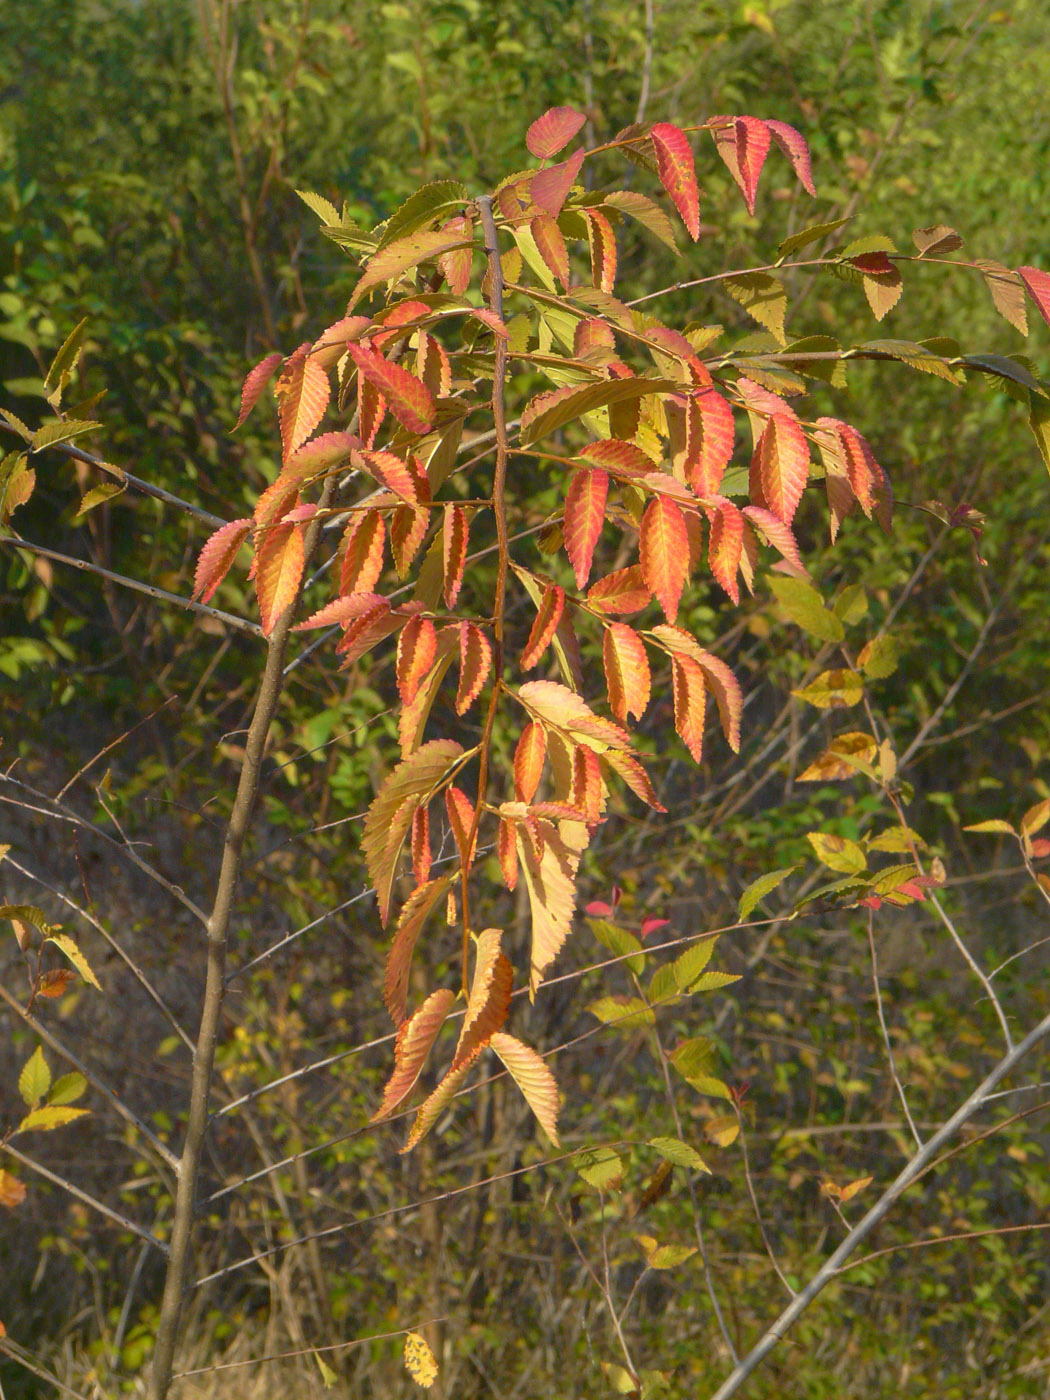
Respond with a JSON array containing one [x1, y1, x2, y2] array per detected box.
[[650, 123, 700, 241]]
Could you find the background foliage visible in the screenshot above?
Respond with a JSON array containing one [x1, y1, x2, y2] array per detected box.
[[3, 2, 1050, 1397]]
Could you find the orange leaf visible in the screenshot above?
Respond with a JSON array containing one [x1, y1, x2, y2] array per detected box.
[[398, 615, 438, 706], [276, 349, 329, 459], [521, 585, 566, 670], [294, 591, 387, 630], [0, 1168, 27, 1210], [574, 318, 616, 357], [518, 679, 634, 753], [602, 748, 665, 811], [339, 510, 386, 595], [526, 105, 587, 158], [573, 744, 605, 822], [346, 342, 435, 434], [587, 565, 650, 615], [688, 389, 735, 497], [336, 603, 405, 667], [358, 371, 386, 447], [696, 649, 742, 753], [514, 722, 547, 803], [672, 654, 707, 762], [517, 817, 590, 995], [750, 412, 810, 524], [490, 1032, 560, 1145], [742, 505, 809, 577], [531, 148, 586, 218], [437, 215, 474, 294], [583, 208, 617, 293], [403, 1052, 478, 1151], [234, 351, 283, 430], [411, 804, 432, 886], [453, 928, 513, 1069], [498, 817, 519, 890], [707, 500, 743, 603], [371, 987, 456, 1120], [640, 496, 689, 623], [651, 123, 700, 241], [353, 449, 422, 504], [576, 438, 654, 474], [456, 622, 492, 715], [711, 115, 770, 216], [563, 469, 608, 589], [390, 503, 430, 577], [603, 623, 651, 723], [193, 517, 252, 604], [443, 504, 468, 608], [531, 213, 570, 290], [255, 522, 304, 636], [382, 874, 453, 1025], [416, 331, 452, 399], [445, 785, 477, 869]]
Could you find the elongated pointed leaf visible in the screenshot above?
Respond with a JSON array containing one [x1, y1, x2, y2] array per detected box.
[[711, 116, 770, 216], [707, 500, 743, 603], [193, 518, 252, 604], [371, 988, 456, 1120], [255, 522, 304, 636], [688, 389, 735, 496], [294, 591, 387, 630], [491, 1032, 560, 1145], [445, 784, 477, 870], [397, 615, 438, 706], [563, 469, 608, 588], [383, 875, 454, 1025], [587, 565, 650, 615], [640, 496, 688, 623], [531, 148, 586, 218], [583, 208, 617, 293], [602, 622, 651, 723], [277, 351, 329, 458], [412, 804, 432, 886], [234, 352, 283, 430], [650, 123, 700, 240], [518, 679, 634, 752], [456, 622, 492, 715], [403, 1053, 478, 1151], [527, 105, 587, 158], [521, 585, 566, 669], [602, 748, 665, 811], [350, 228, 471, 308], [514, 723, 547, 803], [975, 259, 1027, 335], [742, 505, 808, 577], [750, 412, 809, 523], [346, 342, 435, 434], [520, 378, 674, 445], [1019, 265, 1050, 331], [766, 119, 816, 194], [518, 817, 589, 995], [602, 189, 679, 251], [671, 654, 707, 762], [443, 504, 468, 607], [339, 509, 386, 595], [531, 213, 570, 290], [454, 928, 513, 1069]]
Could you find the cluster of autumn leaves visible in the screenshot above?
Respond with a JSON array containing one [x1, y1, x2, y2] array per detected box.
[[185, 104, 1050, 1148]]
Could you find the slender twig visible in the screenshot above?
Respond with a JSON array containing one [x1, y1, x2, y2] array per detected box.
[[149, 476, 337, 1400], [56, 698, 178, 801], [53, 442, 227, 528], [0, 1141, 167, 1253], [866, 909, 923, 1149], [171, 1316, 448, 1378], [706, 1004, 1050, 1400]]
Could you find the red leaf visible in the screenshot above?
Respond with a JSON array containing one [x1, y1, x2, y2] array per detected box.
[[437, 215, 473, 295], [346, 342, 435, 434], [390, 503, 430, 577], [526, 105, 587, 159], [707, 500, 743, 603], [294, 591, 387, 630], [521, 584, 566, 670], [456, 621, 492, 715], [696, 649, 743, 752], [398, 615, 438, 706], [339, 510, 386, 595], [583, 208, 617, 293], [358, 372, 387, 447], [749, 412, 810, 523], [766, 119, 816, 196], [470, 307, 510, 339], [335, 603, 405, 667], [531, 213, 570, 290], [650, 123, 700, 241], [672, 653, 707, 762], [234, 352, 283, 430], [531, 148, 586, 218], [602, 748, 666, 811], [498, 818, 519, 890], [416, 331, 452, 399], [371, 987, 456, 1119], [411, 805, 431, 887], [603, 623, 651, 722], [823, 419, 892, 529], [687, 389, 735, 496], [443, 504, 468, 608], [574, 318, 616, 358], [640, 496, 689, 623], [564, 469, 608, 588], [310, 315, 371, 370], [587, 565, 651, 615], [711, 116, 771, 217], [276, 350, 330, 459], [354, 449, 422, 505], [255, 522, 304, 636], [193, 517, 252, 604], [446, 785, 477, 868], [1018, 266, 1050, 330], [576, 439, 655, 475], [514, 722, 547, 803]]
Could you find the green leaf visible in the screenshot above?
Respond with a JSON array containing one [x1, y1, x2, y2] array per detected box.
[[648, 1136, 710, 1172], [48, 1072, 87, 1106], [647, 962, 679, 1005], [833, 584, 868, 625], [672, 939, 715, 992], [778, 335, 847, 388], [586, 996, 654, 1029], [0, 903, 51, 934], [723, 272, 787, 345], [19, 1047, 50, 1109], [349, 228, 470, 308], [686, 971, 741, 991], [777, 218, 852, 258], [15, 1106, 89, 1134], [575, 1146, 624, 1190], [378, 180, 469, 251], [857, 634, 900, 680], [44, 317, 89, 395], [635, 1237, 698, 1270], [963, 819, 1015, 835], [73, 482, 125, 521], [965, 354, 1047, 398], [807, 831, 867, 875], [30, 419, 101, 452], [1029, 393, 1050, 476], [868, 826, 925, 853], [519, 377, 676, 445], [602, 190, 679, 251], [314, 1353, 338, 1389], [841, 234, 897, 257], [860, 339, 964, 384], [738, 866, 798, 921], [295, 189, 341, 225], [792, 669, 863, 709], [589, 918, 645, 975], [768, 577, 844, 642], [48, 933, 102, 990], [669, 1037, 718, 1080]]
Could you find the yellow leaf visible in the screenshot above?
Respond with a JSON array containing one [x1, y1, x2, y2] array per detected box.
[[404, 1332, 438, 1389]]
